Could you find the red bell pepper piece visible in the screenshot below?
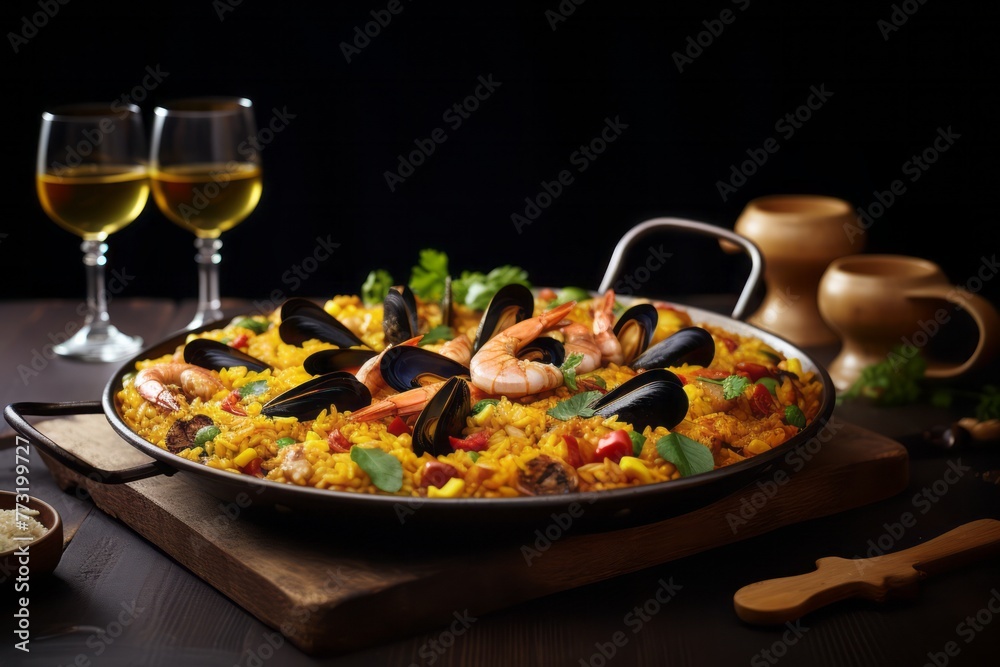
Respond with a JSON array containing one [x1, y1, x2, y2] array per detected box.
[[721, 337, 738, 352], [387, 416, 411, 436], [693, 368, 730, 380], [241, 457, 262, 477], [749, 382, 773, 417], [230, 333, 248, 349], [594, 430, 632, 464], [736, 361, 771, 382], [562, 434, 583, 467], [220, 390, 247, 416], [448, 431, 490, 451]]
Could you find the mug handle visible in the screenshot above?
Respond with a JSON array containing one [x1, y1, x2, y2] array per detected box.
[[903, 286, 1000, 379]]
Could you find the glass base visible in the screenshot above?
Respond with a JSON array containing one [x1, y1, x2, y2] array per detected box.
[[53, 324, 144, 362], [185, 309, 226, 332]]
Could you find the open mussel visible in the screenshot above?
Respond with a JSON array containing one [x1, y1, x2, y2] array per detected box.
[[383, 284, 420, 347], [278, 297, 368, 349], [472, 283, 534, 353], [630, 326, 715, 371], [379, 345, 470, 393], [612, 303, 659, 366], [303, 348, 378, 376], [183, 339, 273, 374], [591, 368, 688, 431], [411, 375, 470, 456], [261, 371, 372, 420], [519, 336, 566, 367]]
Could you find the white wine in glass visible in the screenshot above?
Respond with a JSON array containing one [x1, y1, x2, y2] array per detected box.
[[150, 97, 262, 330], [36, 102, 148, 361]]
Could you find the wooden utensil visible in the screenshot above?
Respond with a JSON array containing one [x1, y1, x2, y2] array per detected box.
[[734, 518, 1000, 625]]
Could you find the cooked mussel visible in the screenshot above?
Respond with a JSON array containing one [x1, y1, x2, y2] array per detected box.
[[303, 348, 378, 376], [278, 298, 367, 348], [630, 326, 715, 371], [472, 283, 535, 353], [613, 303, 659, 366], [519, 336, 566, 366], [411, 375, 470, 456], [591, 368, 688, 430], [379, 345, 470, 393], [183, 339, 273, 374], [383, 285, 420, 347], [261, 371, 372, 419]]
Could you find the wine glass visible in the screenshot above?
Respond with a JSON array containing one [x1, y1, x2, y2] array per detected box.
[[36, 103, 148, 361], [149, 97, 262, 330]]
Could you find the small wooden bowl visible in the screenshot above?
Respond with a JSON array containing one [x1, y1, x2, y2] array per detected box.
[[0, 490, 64, 577]]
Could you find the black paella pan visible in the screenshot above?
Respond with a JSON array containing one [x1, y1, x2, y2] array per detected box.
[[5, 218, 837, 533]]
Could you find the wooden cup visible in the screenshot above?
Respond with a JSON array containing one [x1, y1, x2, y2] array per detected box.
[[734, 194, 862, 347], [818, 254, 1000, 391]]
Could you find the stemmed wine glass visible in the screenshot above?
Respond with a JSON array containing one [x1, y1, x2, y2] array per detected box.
[[149, 97, 262, 330], [36, 103, 148, 361]]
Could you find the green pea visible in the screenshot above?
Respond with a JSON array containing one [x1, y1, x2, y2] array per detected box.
[[276, 437, 297, 448], [194, 425, 221, 446]]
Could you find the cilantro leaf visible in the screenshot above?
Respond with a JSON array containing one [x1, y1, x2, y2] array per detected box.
[[361, 269, 394, 307], [546, 391, 602, 421], [656, 432, 714, 477], [418, 325, 455, 346], [560, 352, 584, 391], [238, 380, 269, 398], [722, 375, 751, 400], [452, 265, 531, 310], [350, 446, 403, 492], [408, 249, 449, 302]]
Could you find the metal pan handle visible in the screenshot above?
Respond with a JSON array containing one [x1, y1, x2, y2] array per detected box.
[[597, 217, 765, 321], [4, 401, 174, 484]]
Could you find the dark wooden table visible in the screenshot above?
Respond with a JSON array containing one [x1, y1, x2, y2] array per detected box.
[[2, 298, 999, 667]]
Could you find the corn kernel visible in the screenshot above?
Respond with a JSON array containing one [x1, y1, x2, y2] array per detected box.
[[746, 439, 771, 455], [305, 431, 322, 441], [427, 477, 466, 498], [233, 447, 259, 467], [473, 404, 494, 426], [619, 456, 653, 484], [787, 358, 802, 376]]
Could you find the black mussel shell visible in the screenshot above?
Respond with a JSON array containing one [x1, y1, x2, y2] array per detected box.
[[591, 369, 688, 431], [183, 339, 272, 373], [303, 348, 378, 376], [613, 303, 658, 366], [380, 345, 470, 393], [412, 376, 470, 457], [472, 283, 535, 354], [383, 285, 420, 347], [261, 371, 372, 419], [630, 326, 715, 371], [519, 336, 566, 366], [278, 298, 367, 348]]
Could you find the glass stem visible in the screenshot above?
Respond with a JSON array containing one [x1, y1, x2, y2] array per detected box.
[[194, 236, 224, 326], [82, 240, 111, 336]]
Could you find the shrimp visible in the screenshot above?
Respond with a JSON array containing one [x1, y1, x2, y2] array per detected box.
[[134, 362, 224, 412], [469, 301, 575, 397], [349, 378, 492, 422], [560, 322, 602, 373], [437, 333, 473, 366], [355, 335, 422, 397], [592, 289, 624, 367]]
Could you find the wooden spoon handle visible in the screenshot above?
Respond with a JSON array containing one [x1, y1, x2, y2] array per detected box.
[[734, 519, 1000, 625]]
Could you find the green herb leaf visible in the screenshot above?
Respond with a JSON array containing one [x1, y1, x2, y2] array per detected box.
[[238, 380, 269, 398], [627, 430, 647, 456], [547, 286, 591, 307], [452, 265, 531, 310], [350, 446, 403, 492], [784, 405, 806, 429], [418, 325, 455, 346], [361, 269, 394, 307], [275, 437, 296, 448], [560, 352, 584, 391], [194, 425, 221, 447], [471, 399, 499, 415], [840, 345, 926, 406], [755, 377, 779, 396], [656, 432, 714, 477], [546, 391, 602, 421], [468, 452, 480, 463], [408, 249, 449, 302], [722, 375, 751, 400], [233, 317, 269, 334]]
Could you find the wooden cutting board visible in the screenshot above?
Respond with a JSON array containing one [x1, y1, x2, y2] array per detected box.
[[31, 414, 907, 657]]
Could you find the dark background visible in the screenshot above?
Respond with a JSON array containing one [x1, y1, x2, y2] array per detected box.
[[2, 0, 997, 306]]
